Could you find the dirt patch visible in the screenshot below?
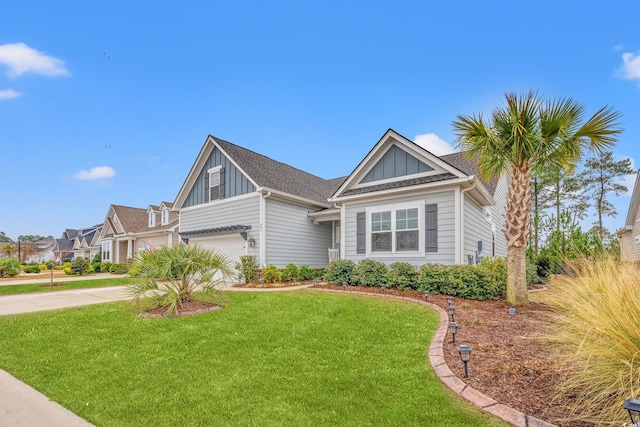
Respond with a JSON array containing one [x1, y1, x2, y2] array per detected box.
[[140, 300, 222, 318], [233, 281, 310, 289], [38, 283, 67, 287], [316, 284, 586, 427]]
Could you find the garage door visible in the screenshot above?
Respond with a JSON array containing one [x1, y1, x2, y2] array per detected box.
[[189, 235, 246, 281]]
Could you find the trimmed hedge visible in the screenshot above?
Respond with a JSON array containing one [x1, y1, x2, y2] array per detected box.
[[352, 259, 387, 287], [386, 262, 418, 290], [324, 259, 355, 284]]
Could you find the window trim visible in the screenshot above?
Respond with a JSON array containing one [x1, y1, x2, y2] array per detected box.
[[149, 211, 156, 227], [161, 207, 169, 225], [365, 201, 424, 258], [207, 166, 223, 202], [101, 241, 112, 263]]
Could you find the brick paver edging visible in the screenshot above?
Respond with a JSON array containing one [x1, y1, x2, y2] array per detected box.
[[310, 288, 557, 427]]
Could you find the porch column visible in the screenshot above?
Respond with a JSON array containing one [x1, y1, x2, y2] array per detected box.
[[127, 239, 133, 259]]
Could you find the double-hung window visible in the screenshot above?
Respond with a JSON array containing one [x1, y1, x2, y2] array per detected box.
[[366, 202, 423, 256], [102, 241, 112, 262], [206, 166, 224, 201]]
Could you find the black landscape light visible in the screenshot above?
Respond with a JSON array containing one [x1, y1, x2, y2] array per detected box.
[[447, 305, 456, 322], [624, 398, 640, 426], [448, 322, 459, 343], [447, 295, 454, 305], [342, 281, 347, 291], [423, 290, 429, 302], [380, 283, 386, 294], [456, 344, 472, 378]]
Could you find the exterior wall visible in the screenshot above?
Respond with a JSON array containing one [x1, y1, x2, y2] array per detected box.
[[619, 231, 633, 262], [133, 232, 178, 254], [265, 197, 333, 268], [180, 193, 261, 262], [361, 145, 433, 183], [463, 195, 492, 263], [344, 190, 456, 266], [489, 174, 508, 257], [183, 147, 256, 207]]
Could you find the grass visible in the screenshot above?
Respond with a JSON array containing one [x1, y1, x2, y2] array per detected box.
[[0, 277, 133, 295], [543, 258, 640, 425], [0, 291, 506, 426]]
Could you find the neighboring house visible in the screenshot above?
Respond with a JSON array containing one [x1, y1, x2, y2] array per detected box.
[[52, 238, 74, 262], [99, 202, 179, 264], [72, 224, 103, 260], [617, 171, 640, 261], [172, 129, 507, 270]]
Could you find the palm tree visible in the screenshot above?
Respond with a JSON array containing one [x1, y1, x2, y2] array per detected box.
[[452, 91, 621, 305], [129, 244, 235, 317]]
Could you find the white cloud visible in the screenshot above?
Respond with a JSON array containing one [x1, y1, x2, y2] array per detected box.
[[0, 42, 69, 78], [618, 51, 640, 81], [0, 89, 20, 99], [73, 166, 116, 180], [413, 133, 456, 156]]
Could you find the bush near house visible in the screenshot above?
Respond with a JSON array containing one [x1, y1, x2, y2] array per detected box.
[[22, 263, 42, 273], [324, 259, 355, 284], [108, 263, 129, 274], [0, 258, 21, 277], [351, 259, 387, 287], [281, 264, 300, 282], [261, 265, 281, 283], [69, 257, 91, 275], [236, 255, 259, 284], [386, 262, 418, 290], [100, 262, 112, 273]]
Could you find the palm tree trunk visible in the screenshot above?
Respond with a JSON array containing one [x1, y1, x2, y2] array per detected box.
[[504, 164, 531, 305]]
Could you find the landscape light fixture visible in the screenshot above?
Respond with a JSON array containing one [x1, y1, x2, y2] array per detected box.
[[313, 278, 318, 288], [447, 305, 456, 322], [509, 307, 516, 315], [624, 398, 640, 426], [259, 278, 265, 288], [292, 277, 297, 284], [342, 281, 347, 291], [423, 290, 429, 302], [447, 295, 454, 305], [380, 283, 386, 294], [448, 322, 459, 343], [456, 344, 472, 378]]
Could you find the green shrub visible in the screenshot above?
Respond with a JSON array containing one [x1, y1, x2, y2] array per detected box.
[[386, 262, 418, 290], [70, 257, 90, 275], [298, 265, 317, 280], [418, 261, 506, 300], [352, 259, 387, 287], [417, 264, 449, 292], [100, 262, 112, 273], [281, 264, 300, 282], [0, 258, 21, 277], [235, 255, 259, 284], [324, 259, 355, 284], [127, 262, 141, 277], [526, 260, 539, 286], [91, 253, 102, 272], [22, 263, 42, 273], [262, 265, 281, 283], [476, 257, 507, 299], [109, 263, 129, 274]]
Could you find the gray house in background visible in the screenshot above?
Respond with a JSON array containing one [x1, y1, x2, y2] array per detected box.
[[172, 129, 507, 270]]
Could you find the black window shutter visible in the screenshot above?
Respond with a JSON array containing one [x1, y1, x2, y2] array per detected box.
[[425, 204, 437, 252], [219, 168, 225, 200], [356, 212, 366, 254], [204, 172, 210, 203]]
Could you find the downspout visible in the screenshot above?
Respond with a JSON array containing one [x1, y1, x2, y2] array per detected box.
[[260, 191, 272, 267], [459, 177, 476, 265]]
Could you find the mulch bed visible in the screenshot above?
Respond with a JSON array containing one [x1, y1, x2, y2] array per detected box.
[[232, 282, 309, 289], [140, 300, 222, 318], [316, 284, 587, 427]]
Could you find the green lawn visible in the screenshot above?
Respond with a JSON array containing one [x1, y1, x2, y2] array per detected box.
[[0, 277, 133, 295], [0, 291, 506, 426]]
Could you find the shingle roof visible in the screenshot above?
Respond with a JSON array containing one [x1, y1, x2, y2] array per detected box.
[[111, 204, 178, 234], [439, 152, 499, 196], [340, 173, 458, 196], [214, 137, 342, 205]]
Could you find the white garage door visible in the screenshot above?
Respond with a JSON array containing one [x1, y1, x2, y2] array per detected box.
[[189, 235, 247, 281]]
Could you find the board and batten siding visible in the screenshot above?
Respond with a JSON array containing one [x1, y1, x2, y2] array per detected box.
[[183, 147, 256, 207], [264, 198, 332, 268], [344, 190, 456, 266], [180, 193, 261, 261]]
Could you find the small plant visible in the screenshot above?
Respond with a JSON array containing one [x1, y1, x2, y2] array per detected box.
[[298, 265, 317, 280], [109, 263, 129, 274], [70, 257, 91, 275], [91, 253, 102, 272], [324, 259, 355, 284], [0, 258, 21, 277], [352, 259, 387, 287], [262, 265, 282, 283], [22, 263, 42, 273], [235, 255, 259, 284], [386, 262, 418, 290], [100, 262, 112, 273], [281, 264, 300, 282]]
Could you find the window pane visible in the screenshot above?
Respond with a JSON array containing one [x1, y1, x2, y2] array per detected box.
[[371, 232, 392, 252], [397, 230, 419, 251], [397, 208, 418, 230], [372, 211, 391, 232]]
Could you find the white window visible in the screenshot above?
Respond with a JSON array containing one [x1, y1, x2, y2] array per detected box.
[[208, 166, 222, 201], [102, 241, 112, 262], [149, 212, 156, 227], [366, 202, 423, 256], [161, 208, 168, 225]]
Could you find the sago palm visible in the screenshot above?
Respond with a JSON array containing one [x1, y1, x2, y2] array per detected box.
[[452, 91, 621, 305], [129, 244, 235, 317]]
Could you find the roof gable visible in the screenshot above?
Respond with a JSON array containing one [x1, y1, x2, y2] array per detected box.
[[359, 144, 434, 184]]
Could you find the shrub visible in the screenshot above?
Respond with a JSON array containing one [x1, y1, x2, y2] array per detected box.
[[476, 257, 507, 299], [22, 263, 42, 273], [262, 265, 281, 283], [324, 259, 355, 284], [386, 262, 418, 290], [100, 262, 112, 273], [418, 264, 449, 292], [298, 265, 317, 280], [281, 264, 300, 282], [526, 260, 539, 286], [235, 255, 259, 284], [70, 257, 91, 275], [545, 258, 640, 425], [91, 253, 102, 272], [352, 259, 387, 287], [109, 263, 129, 274], [418, 261, 506, 300], [38, 263, 48, 271], [0, 258, 21, 277]]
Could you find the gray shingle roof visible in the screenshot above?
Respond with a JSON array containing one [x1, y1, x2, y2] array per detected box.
[[214, 137, 342, 205], [340, 173, 458, 196], [439, 152, 499, 196]]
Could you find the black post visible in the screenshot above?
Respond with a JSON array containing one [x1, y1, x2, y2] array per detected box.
[[463, 361, 468, 378], [17, 240, 21, 262]]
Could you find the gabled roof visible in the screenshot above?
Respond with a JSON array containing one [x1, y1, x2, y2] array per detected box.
[[439, 152, 499, 196], [101, 203, 179, 238]]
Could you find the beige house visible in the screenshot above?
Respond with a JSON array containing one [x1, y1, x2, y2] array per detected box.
[[99, 202, 179, 264], [618, 171, 640, 262], [71, 224, 103, 260]]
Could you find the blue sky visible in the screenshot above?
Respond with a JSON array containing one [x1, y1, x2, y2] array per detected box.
[[1, 1, 639, 240]]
